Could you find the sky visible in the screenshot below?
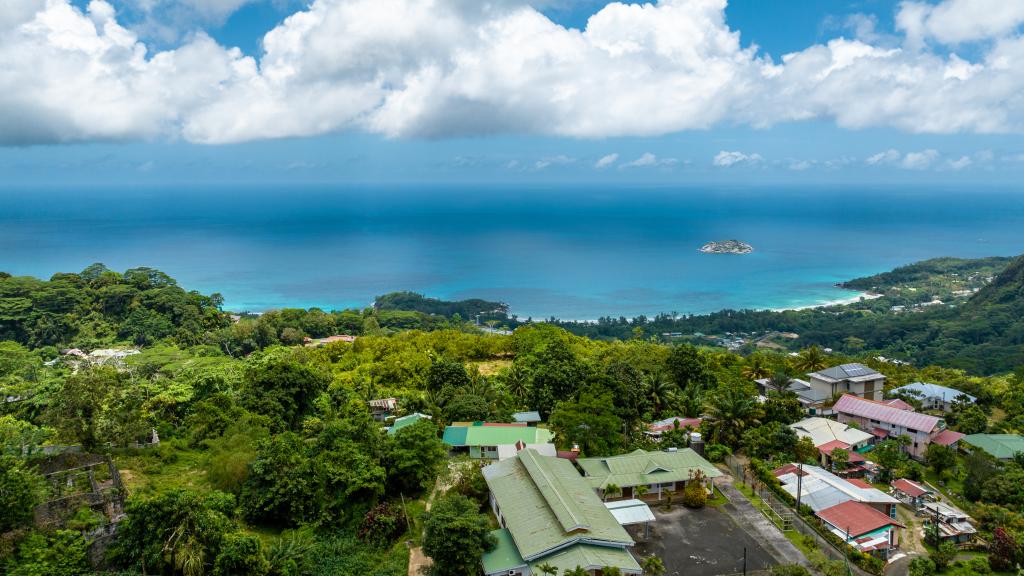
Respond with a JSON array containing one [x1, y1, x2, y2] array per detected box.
[[2, 0, 1024, 186]]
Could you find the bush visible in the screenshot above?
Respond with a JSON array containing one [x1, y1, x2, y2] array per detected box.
[[908, 556, 935, 576], [681, 471, 708, 509], [771, 565, 811, 576], [213, 533, 269, 576], [6, 530, 91, 576], [358, 502, 409, 548], [704, 444, 731, 463]]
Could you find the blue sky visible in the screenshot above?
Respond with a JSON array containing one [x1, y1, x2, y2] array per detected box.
[[4, 0, 1024, 186]]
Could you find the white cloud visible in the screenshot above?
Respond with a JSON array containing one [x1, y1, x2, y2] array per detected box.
[[713, 150, 763, 167], [865, 148, 941, 170], [534, 155, 574, 170], [788, 160, 812, 171], [6, 0, 1024, 146], [896, 0, 1024, 46], [945, 155, 972, 171], [620, 152, 679, 168], [594, 153, 619, 169]]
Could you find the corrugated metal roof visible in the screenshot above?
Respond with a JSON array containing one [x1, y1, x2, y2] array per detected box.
[[529, 545, 641, 575], [833, 395, 942, 432], [932, 430, 965, 446], [777, 464, 898, 512], [577, 448, 721, 489], [605, 499, 656, 526], [442, 424, 553, 447], [387, 413, 431, 436], [891, 478, 930, 498], [891, 382, 976, 404], [512, 411, 542, 423], [790, 417, 874, 448], [818, 501, 903, 537], [482, 529, 527, 574], [482, 449, 632, 561], [962, 434, 1024, 459]]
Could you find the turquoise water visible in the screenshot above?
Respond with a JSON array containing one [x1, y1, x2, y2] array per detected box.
[[1, 185, 1022, 319]]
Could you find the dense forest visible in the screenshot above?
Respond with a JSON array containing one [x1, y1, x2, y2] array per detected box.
[[2, 259, 1024, 575]]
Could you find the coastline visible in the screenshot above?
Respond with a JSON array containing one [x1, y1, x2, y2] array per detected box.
[[767, 291, 882, 313]]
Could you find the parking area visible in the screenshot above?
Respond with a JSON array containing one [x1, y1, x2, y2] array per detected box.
[[631, 505, 778, 576]]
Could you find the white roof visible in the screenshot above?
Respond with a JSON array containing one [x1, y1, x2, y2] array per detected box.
[[790, 417, 874, 448], [891, 382, 976, 404], [496, 443, 557, 461], [605, 499, 656, 526], [778, 465, 898, 512]]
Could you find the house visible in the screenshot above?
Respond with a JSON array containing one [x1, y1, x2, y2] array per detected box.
[[385, 412, 431, 436], [577, 448, 721, 501], [512, 411, 542, 425], [920, 501, 977, 546], [890, 382, 976, 412], [807, 363, 886, 401], [790, 417, 873, 450], [368, 398, 398, 422], [645, 416, 703, 440], [817, 500, 905, 560], [890, 478, 933, 510], [481, 449, 641, 576], [442, 423, 554, 460], [775, 464, 899, 518], [960, 434, 1024, 460], [817, 440, 868, 476], [832, 395, 963, 459], [756, 378, 834, 415]]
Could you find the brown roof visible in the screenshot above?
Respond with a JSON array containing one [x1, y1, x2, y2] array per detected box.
[[817, 501, 904, 537], [932, 429, 965, 446], [891, 478, 930, 498]]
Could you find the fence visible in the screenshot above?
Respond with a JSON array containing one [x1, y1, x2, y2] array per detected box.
[[724, 455, 876, 576]]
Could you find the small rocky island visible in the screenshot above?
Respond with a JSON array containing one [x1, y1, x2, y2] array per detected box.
[[699, 240, 753, 254]]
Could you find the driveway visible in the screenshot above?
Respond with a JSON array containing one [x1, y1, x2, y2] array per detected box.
[[631, 505, 778, 576]]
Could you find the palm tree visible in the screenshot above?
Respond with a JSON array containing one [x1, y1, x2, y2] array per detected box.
[[741, 354, 771, 381], [642, 556, 666, 576], [634, 484, 650, 500], [678, 385, 703, 418], [703, 385, 762, 447], [502, 364, 529, 403], [537, 562, 558, 576], [767, 370, 791, 394], [563, 567, 589, 576], [646, 371, 676, 418], [603, 483, 621, 501], [792, 345, 828, 373], [602, 567, 623, 576]]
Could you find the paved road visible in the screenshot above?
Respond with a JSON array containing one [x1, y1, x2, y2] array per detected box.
[[715, 478, 810, 567]]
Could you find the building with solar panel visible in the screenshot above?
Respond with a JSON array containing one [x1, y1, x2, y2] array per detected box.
[[806, 363, 886, 401]]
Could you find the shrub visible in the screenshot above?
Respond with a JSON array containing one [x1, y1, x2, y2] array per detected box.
[[908, 556, 935, 576], [967, 556, 991, 574], [681, 471, 708, 509], [357, 502, 409, 548], [771, 565, 811, 576], [213, 532, 269, 576], [704, 444, 731, 463]]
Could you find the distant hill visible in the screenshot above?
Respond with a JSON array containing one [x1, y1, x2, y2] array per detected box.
[[374, 292, 509, 320], [841, 256, 1013, 293]]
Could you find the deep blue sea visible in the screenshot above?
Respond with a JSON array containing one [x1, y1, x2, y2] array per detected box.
[[1, 185, 1022, 319]]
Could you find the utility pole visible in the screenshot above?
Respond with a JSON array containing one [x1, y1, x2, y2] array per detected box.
[[796, 461, 804, 510], [742, 546, 747, 576]]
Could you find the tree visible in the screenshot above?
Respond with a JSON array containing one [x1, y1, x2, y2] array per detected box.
[[7, 530, 91, 576], [930, 540, 957, 572], [537, 563, 558, 576], [792, 346, 827, 373], [426, 358, 471, 392], [908, 556, 936, 576], [954, 405, 988, 434], [963, 451, 999, 501], [241, 432, 314, 526], [703, 384, 762, 448], [0, 455, 41, 532], [641, 556, 666, 576], [989, 527, 1019, 571], [741, 355, 772, 381], [549, 387, 623, 456], [386, 419, 447, 496], [603, 483, 621, 502], [602, 567, 623, 576], [563, 567, 589, 576], [873, 436, 910, 482], [422, 494, 495, 576], [925, 443, 957, 479], [46, 367, 117, 450], [214, 533, 269, 576], [241, 353, 329, 432], [634, 484, 650, 499], [830, 448, 849, 472], [666, 344, 714, 391]]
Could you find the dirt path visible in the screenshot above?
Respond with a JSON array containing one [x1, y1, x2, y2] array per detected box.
[[896, 506, 926, 556], [408, 546, 432, 576]]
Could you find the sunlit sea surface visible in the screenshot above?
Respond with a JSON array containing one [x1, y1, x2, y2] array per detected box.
[[2, 185, 1022, 319]]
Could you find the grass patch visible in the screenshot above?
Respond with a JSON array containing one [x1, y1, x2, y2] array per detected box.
[[473, 359, 511, 376], [705, 486, 728, 507], [112, 440, 214, 496]]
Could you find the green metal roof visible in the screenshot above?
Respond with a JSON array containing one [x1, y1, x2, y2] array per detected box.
[[577, 448, 722, 489], [482, 449, 633, 562], [387, 413, 430, 436], [962, 434, 1024, 459], [482, 529, 527, 574], [442, 424, 553, 447], [530, 545, 642, 575]]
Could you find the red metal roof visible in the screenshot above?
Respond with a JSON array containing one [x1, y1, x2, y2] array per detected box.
[[817, 440, 851, 452], [556, 450, 579, 461], [891, 478, 930, 498], [846, 479, 873, 489], [834, 395, 941, 432], [881, 398, 914, 411], [773, 463, 805, 477], [817, 501, 904, 537], [872, 427, 889, 438], [648, 417, 703, 433], [932, 429, 965, 446]]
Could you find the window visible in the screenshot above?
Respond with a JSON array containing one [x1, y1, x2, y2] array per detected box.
[[907, 428, 918, 434]]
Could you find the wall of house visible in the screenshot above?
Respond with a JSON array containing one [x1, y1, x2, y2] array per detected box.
[[835, 413, 932, 459]]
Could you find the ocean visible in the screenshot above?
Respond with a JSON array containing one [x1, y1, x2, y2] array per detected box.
[[1, 185, 1022, 319]]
